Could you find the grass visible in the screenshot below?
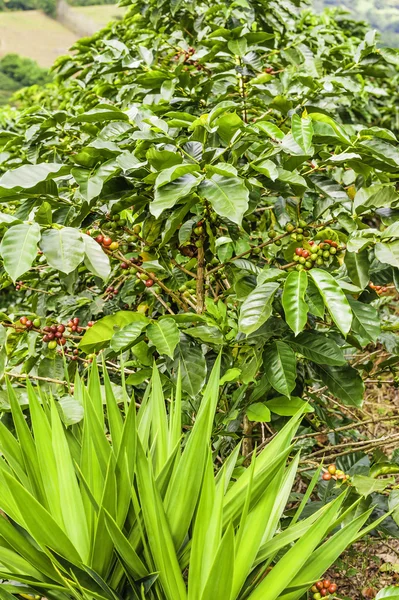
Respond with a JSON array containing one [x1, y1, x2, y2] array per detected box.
[[74, 4, 125, 26], [0, 10, 77, 67], [0, 5, 126, 68]]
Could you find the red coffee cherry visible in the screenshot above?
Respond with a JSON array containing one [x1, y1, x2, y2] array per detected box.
[[322, 472, 332, 481], [20, 316, 28, 325], [102, 237, 112, 247], [145, 279, 154, 287], [95, 235, 104, 244], [57, 324, 65, 333]]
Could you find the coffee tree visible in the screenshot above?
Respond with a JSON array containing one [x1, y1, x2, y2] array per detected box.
[[0, 0, 399, 447]]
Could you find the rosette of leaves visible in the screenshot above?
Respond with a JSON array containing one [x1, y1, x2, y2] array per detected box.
[[0, 358, 388, 600], [0, 0, 399, 429]]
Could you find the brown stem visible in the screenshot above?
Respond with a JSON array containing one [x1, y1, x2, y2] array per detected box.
[[242, 415, 254, 461], [196, 245, 205, 314], [171, 259, 197, 279], [148, 288, 175, 315]]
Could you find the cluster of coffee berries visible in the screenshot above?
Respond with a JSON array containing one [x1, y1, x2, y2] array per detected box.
[[65, 348, 79, 361], [293, 239, 342, 272], [105, 286, 119, 299], [19, 316, 40, 330], [15, 280, 24, 291], [310, 579, 338, 598], [67, 317, 84, 333], [192, 222, 204, 248], [94, 235, 119, 251], [285, 221, 311, 240], [42, 324, 67, 349], [322, 464, 350, 482], [136, 272, 155, 288], [370, 282, 389, 294]]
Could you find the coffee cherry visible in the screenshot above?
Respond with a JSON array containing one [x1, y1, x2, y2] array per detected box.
[[102, 237, 112, 247], [323, 580, 331, 589], [328, 583, 337, 593], [73, 317, 79, 325], [296, 228, 303, 234], [316, 257, 323, 265], [73, 349, 79, 355], [25, 320, 33, 329], [285, 223, 295, 233], [295, 248, 302, 256], [290, 233, 297, 241], [194, 226, 203, 235], [316, 582, 324, 590], [320, 589, 327, 597], [95, 235, 104, 244], [48, 340, 57, 350], [296, 234, 303, 241], [310, 253, 318, 261], [313, 594, 321, 600], [133, 224, 141, 234], [33, 318, 41, 328], [20, 316, 28, 325], [322, 472, 332, 481], [57, 324, 65, 333], [305, 261, 312, 269], [302, 250, 310, 258], [71, 325, 77, 332], [121, 262, 129, 269], [87, 321, 94, 327], [299, 257, 306, 264], [145, 279, 154, 287], [43, 335, 49, 343], [58, 337, 67, 346], [293, 255, 300, 262], [55, 331, 62, 339], [329, 247, 337, 255], [268, 230, 277, 239], [274, 239, 282, 246], [109, 241, 119, 251], [322, 251, 330, 259], [328, 464, 336, 475], [43, 326, 51, 332], [311, 586, 318, 593]]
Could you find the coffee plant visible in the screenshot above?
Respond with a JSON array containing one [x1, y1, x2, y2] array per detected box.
[[0, 0, 399, 509]]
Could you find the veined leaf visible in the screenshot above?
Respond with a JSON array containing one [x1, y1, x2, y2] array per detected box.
[[309, 269, 352, 336], [147, 318, 179, 358], [0, 223, 41, 282], [40, 227, 85, 274], [282, 271, 308, 336], [263, 341, 297, 397], [199, 174, 249, 225], [238, 282, 280, 335]]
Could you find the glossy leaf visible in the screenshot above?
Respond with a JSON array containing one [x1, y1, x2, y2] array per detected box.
[[0, 223, 41, 282], [309, 269, 352, 336], [238, 282, 280, 335], [199, 175, 249, 225], [147, 318, 180, 358], [282, 270, 308, 336], [40, 228, 85, 274], [263, 341, 297, 397]]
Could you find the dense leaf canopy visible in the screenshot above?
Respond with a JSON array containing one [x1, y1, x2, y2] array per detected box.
[[0, 0, 399, 438]]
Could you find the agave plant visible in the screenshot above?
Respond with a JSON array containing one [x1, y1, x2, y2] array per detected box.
[[0, 356, 384, 600]]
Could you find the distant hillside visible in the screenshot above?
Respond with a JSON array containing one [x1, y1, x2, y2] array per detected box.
[[314, 0, 399, 46]]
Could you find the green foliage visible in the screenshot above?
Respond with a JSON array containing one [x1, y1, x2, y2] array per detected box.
[[315, 0, 399, 47], [0, 0, 398, 531], [0, 360, 384, 600], [0, 54, 49, 88]]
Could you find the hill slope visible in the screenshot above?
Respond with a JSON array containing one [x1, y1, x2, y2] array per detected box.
[[314, 0, 399, 45]]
